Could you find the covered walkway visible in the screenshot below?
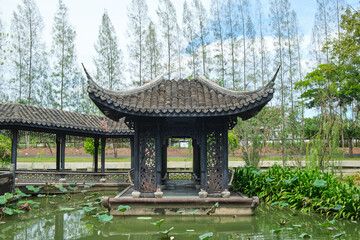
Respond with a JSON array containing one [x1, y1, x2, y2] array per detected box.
[[0, 103, 134, 182]]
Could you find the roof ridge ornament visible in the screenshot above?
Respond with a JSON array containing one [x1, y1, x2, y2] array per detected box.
[[198, 66, 280, 97], [82, 63, 164, 97]]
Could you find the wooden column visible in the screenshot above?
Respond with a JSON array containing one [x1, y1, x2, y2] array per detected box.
[[200, 123, 207, 191], [60, 135, 66, 178], [133, 121, 140, 191], [155, 122, 162, 189], [161, 142, 168, 180], [130, 136, 135, 169], [56, 134, 61, 171], [101, 137, 106, 173], [94, 137, 99, 172], [192, 139, 200, 178], [222, 124, 229, 190], [11, 128, 18, 171]]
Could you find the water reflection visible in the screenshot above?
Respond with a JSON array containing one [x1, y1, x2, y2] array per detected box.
[[1, 193, 359, 240]]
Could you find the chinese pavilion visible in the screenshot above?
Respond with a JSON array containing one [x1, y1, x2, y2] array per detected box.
[[84, 66, 279, 196]]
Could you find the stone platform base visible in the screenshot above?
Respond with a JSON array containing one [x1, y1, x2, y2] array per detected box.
[[103, 185, 259, 216]]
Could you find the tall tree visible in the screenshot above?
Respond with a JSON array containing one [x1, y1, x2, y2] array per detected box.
[[10, 0, 48, 106], [246, 15, 257, 89], [269, 0, 286, 163], [182, 0, 198, 77], [283, 1, 297, 110], [256, 0, 269, 87], [144, 21, 162, 80], [51, 0, 80, 110], [127, 0, 149, 86], [157, 0, 177, 80], [238, 0, 249, 90], [192, 0, 208, 76], [311, 0, 337, 65], [94, 10, 124, 90], [175, 23, 184, 78], [224, 0, 239, 89], [210, 0, 225, 86]]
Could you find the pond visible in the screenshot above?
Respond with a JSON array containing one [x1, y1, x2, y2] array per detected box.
[[0, 190, 358, 239]]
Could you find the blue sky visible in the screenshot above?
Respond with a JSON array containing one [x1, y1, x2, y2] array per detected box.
[[0, 0, 358, 74]]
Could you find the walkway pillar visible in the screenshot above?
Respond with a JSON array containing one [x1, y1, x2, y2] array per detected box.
[[101, 137, 106, 173], [130, 136, 135, 169], [56, 134, 61, 171], [60, 134, 66, 178], [94, 137, 99, 172], [10, 128, 18, 180]]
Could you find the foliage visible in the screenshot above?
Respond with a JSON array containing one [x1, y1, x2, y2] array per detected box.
[[83, 138, 102, 157], [151, 218, 165, 227], [94, 10, 124, 90], [127, 0, 149, 86], [233, 106, 287, 167], [227, 132, 238, 155], [97, 214, 113, 223], [117, 205, 131, 212], [0, 134, 11, 166], [51, 0, 81, 111], [160, 227, 174, 236], [232, 165, 360, 220], [199, 232, 213, 240]]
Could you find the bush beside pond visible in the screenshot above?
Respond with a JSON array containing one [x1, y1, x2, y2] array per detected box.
[[232, 165, 360, 220]]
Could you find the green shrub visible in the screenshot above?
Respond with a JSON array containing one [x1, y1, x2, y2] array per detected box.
[[83, 138, 102, 156], [228, 132, 238, 155], [232, 165, 360, 220], [0, 134, 11, 166]]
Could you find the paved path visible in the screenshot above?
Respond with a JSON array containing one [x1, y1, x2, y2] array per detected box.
[[16, 160, 360, 171]]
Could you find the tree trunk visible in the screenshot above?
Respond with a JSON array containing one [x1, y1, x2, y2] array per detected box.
[[349, 138, 353, 158]]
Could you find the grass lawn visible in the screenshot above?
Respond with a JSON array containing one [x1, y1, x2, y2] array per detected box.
[[17, 155, 360, 163]]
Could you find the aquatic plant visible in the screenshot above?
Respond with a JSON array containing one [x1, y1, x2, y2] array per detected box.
[[160, 227, 174, 237], [199, 232, 213, 240], [232, 165, 360, 220], [151, 219, 165, 229]]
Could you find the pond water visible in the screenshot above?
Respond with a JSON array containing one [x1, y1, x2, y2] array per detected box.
[[0, 190, 359, 239]]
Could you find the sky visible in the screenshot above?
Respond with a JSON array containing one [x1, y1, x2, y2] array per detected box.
[[0, 0, 358, 75]]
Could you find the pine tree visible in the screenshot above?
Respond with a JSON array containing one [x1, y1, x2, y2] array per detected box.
[[192, 0, 208, 76], [94, 10, 124, 90], [182, 0, 198, 77], [238, 0, 249, 90], [127, 0, 149, 86], [256, 0, 269, 87], [51, 0, 80, 110], [10, 0, 48, 106], [157, 0, 177, 80], [246, 15, 257, 90], [269, 0, 286, 164], [210, 0, 225, 86], [311, 0, 335, 65], [224, 0, 239, 89], [175, 23, 184, 78], [0, 16, 12, 102], [144, 21, 162, 80]]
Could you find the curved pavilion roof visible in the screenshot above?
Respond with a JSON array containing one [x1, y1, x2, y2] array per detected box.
[[0, 103, 132, 137], [83, 66, 279, 121]]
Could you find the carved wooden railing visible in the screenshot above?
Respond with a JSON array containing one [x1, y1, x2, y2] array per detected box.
[[167, 171, 193, 180], [15, 171, 130, 184]]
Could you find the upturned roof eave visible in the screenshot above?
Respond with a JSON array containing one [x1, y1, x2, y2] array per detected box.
[[89, 91, 273, 120]]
